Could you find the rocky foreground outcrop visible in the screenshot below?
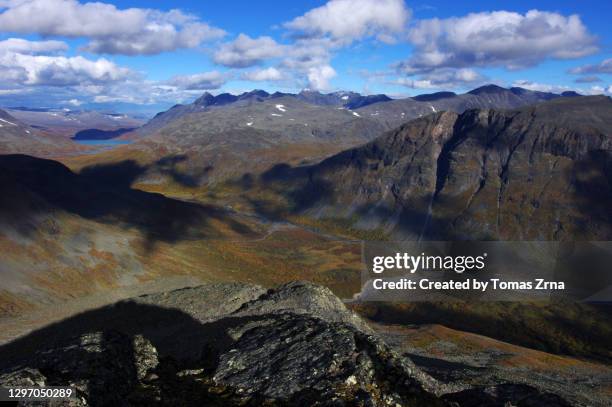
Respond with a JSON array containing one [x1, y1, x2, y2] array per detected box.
[[0, 282, 574, 406]]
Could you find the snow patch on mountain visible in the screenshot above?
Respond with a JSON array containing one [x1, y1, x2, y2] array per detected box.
[[0, 118, 17, 126]]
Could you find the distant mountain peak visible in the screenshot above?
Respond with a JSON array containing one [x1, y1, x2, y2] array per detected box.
[[467, 84, 509, 95], [194, 92, 215, 106], [561, 90, 581, 97]]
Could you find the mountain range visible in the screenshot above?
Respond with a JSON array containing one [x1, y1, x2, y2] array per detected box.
[[132, 84, 578, 140], [4, 107, 144, 138], [76, 84, 587, 188], [0, 84, 588, 164], [0, 109, 80, 156]]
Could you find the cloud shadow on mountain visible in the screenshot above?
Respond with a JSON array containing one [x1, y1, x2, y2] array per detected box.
[[253, 163, 471, 239], [0, 154, 255, 252]]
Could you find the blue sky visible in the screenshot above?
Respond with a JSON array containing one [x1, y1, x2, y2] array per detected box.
[[0, 0, 610, 114]]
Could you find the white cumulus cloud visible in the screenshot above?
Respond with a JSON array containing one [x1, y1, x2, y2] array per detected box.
[[396, 68, 485, 89], [211, 1, 411, 90], [285, 0, 410, 44], [0, 0, 225, 55], [213, 34, 285, 68], [512, 80, 612, 96], [0, 38, 68, 54], [241, 67, 285, 82], [165, 71, 228, 90], [281, 38, 334, 71], [307, 65, 336, 90], [63, 98, 82, 106], [400, 10, 597, 74], [0, 52, 132, 86], [511, 80, 572, 93]]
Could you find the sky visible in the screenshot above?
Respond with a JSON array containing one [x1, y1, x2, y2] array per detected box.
[[0, 0, 610, 115]]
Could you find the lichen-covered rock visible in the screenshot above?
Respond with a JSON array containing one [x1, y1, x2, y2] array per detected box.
[[233, 281, 373, 333], [212, 313, 444, 405], [0, 367, 47, 387], [0, 331, 158, 406]]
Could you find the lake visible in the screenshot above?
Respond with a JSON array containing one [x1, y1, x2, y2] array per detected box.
[[74, 139, 132, 147]]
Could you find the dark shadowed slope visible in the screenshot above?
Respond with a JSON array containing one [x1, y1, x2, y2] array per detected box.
[[0, 154, 257, 250], [0, 153, 268, 311]]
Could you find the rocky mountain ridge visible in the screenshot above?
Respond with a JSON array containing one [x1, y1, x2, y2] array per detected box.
[[0, 281, 585, 406], [131, 88, 390, 139], [266, 96, 612, 240], [133, 84, 577, 140]]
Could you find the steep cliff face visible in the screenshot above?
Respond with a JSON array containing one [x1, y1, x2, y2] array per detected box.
[[296, 96, 612, 240]]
